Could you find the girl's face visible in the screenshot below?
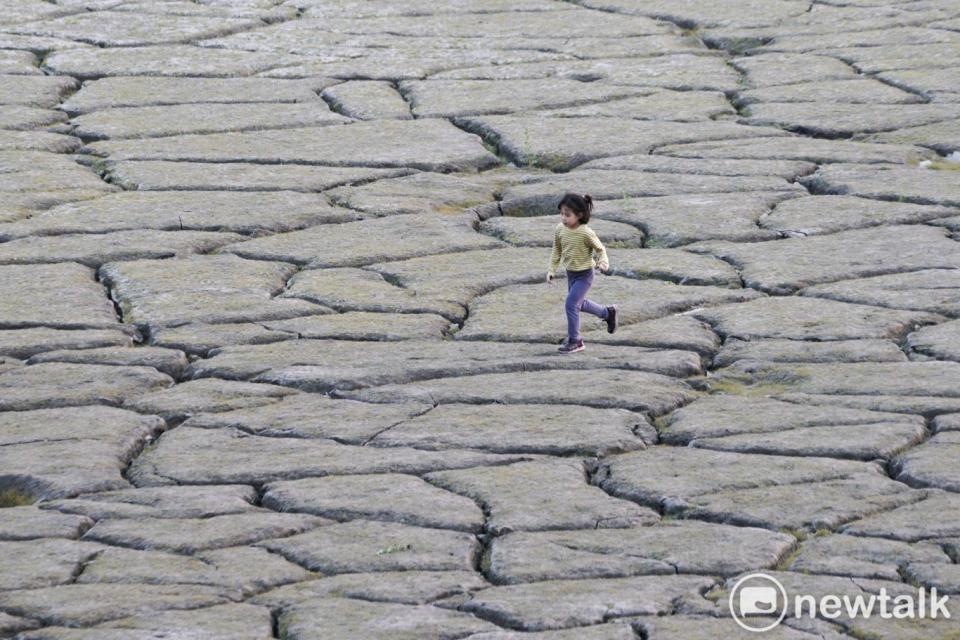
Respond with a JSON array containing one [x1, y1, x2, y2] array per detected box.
[[560, 205, 580, 228]]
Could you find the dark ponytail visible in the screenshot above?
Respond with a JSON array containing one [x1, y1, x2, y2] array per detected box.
[[558, 192, 593, 224]]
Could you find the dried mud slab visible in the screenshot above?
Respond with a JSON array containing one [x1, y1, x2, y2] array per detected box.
[[804, 163, 960, 207], [893, 431, 960, 492], [744, 102, 960, 138], [458, 116, 784, 170], [321, 80, 413, 120], [0, 363, 172, 412], [61, 77, 329, 114], [369, 403, 653, 456], [658, 135, 935, 164], [99, 255, 324, 331], [426, 459, 659, 533], [325, 170, 535, 217], [251, 570, 488, 608], [737, 78, 921, 105], [497, 170, 801, 216], [0, 507, 92, 542], [104, 161, 410, 192], [81, 511, 327, 553], [0, 229, 243, 268], [458, 575, 715, 631], [733, 52, 858, 87], [579, 154, 814, 179], [0, 74, 77, 108], [261, 474, 485, 532], [277, 597, 500, 640], [343, 369, 698, 416], [434, 54, 741, 92], [0, 583, 235, 628], [221, 214, 504, 267], [6, 12, 263, 47], [758, 195, 956, 236], [0, 406, 164, 499], [13, 603, 275, 640], [0, 328, 134, 360], [71, 101, 351, 140], [121, 378, 298, 423], [26, 346, 189, 379], [802, 269, 960, 317], [87, 119, 500, 171], [400, 78, 650, 118], [865, 119, 960, 155], [42, 485, 259, 520], [689, 225, 960, 294], [0, 190, 359, 239], [487, 520, 794, 584], [44, 44, 293, 79], [662, 396, 922, 444], [787, 533, 950, 581], [708, 360, 960, 399], [713, 338, 907, 366], [148, 322, 293, 357], [188, 339, 698, 392], [595, 192, 792, 247], [182, 395, 430, 443], [127, 426, 534, 486], [258, 520, 479, 574], [694, 296, 941, 341], [841, 490, 960, 542], [596, 446, 920, 530], [0, 263, 119, 330]]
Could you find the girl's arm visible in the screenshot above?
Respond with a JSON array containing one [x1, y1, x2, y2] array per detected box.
[[588, 229, 609, 272], [547, 226, 562, 278]]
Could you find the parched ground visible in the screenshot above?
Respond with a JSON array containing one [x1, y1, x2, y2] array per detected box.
[[1, 0, 959, 638]]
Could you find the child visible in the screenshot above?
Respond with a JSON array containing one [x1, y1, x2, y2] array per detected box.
[[547, 193, 618, 354]]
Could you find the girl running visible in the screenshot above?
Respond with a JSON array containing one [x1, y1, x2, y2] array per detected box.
[[546, 193, 618, 353]]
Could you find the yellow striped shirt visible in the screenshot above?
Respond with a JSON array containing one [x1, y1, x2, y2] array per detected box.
[[548, 223, 609, 277]]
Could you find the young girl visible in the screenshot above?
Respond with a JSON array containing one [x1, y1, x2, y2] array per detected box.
[[547, 193, 618, 354]]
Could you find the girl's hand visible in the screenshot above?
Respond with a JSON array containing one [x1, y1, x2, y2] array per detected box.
[[546, 273, 555, 285]]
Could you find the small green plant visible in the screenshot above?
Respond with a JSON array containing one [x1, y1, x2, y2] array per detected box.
[[376, 543, 412, 556], [709, 366, 810, 397], [520, 127, 533, 166], [704, 584, 726, 602], [844, 626, 885, 640], [433, 199, 488, 215], [778, 527, 808, 542], [708, 378, 791, 397], [652, 415, 671, 432], [0, 489, 34, 508], [926, 160, 960, 171], [772, 545, 803, 572], [480, 138, 506, 164], [90, 158, 112, 176], [722, 37, 768, 56]]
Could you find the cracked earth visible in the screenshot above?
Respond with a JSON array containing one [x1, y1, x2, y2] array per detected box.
[[1, 0, 959, 638]]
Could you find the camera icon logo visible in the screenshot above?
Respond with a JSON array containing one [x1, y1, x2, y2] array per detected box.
[[729, 573, 788, 632]]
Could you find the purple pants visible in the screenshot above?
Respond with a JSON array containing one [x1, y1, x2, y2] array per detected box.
[[566, 268, 608, 342]]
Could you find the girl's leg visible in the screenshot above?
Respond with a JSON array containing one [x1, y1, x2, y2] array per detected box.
[[580, 298, 608, 319], [565, 270, 602, 342]]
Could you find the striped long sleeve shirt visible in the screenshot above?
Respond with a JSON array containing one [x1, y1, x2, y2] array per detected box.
[[548, 223, 609, 278]]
